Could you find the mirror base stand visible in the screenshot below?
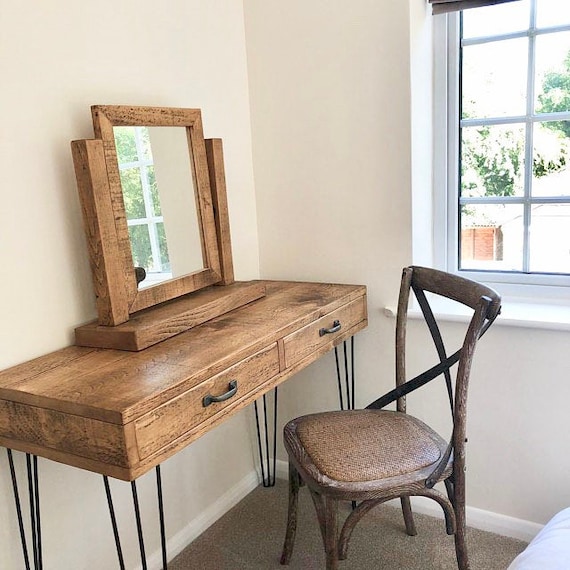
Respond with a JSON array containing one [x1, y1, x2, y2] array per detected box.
[[75, 280, 266, 351]]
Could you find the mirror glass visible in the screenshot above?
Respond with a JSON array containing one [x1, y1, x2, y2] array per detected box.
[[113, 126, 204, 289]]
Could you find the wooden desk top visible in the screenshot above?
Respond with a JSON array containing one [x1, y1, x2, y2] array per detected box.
[[0, 281, 367, 480]]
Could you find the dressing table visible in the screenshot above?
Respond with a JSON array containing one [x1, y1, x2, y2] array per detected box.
[[0, 106, 367, 569]]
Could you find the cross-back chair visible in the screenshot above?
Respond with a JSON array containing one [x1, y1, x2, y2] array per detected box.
[[280, 266, 501, 570]]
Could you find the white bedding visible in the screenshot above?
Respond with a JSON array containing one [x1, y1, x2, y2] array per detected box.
[[508, 507, 570, 569]]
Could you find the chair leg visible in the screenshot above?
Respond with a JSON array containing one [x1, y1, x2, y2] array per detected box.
[[451, 474, 470, 570], [338, 498, 381, 560], [280, 463, 301, 565], [309, 489, 339, 570], [400, 496, 417, 536], [454, 501, 470, 570]]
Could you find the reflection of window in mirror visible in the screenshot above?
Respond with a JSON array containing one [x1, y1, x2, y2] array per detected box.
[[115, 126, 172, 287], [114, 125, 204, 289]]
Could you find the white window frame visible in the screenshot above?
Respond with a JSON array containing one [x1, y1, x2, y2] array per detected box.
[[433, 3, 570, 303]]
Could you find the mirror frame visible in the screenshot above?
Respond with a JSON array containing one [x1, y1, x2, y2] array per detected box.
[[72, 105, 224, 326]]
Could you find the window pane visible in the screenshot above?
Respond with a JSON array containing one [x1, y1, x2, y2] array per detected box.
[[114, 126, 138, 163], [535, 32, 570, 115], [536, 0, 570, 28], [119, 168, 146, 219], [462, 38, 528, 119], [462, 0, 530, 38], [529, 204, 570, 273], [532, 121, 570, 196], [128, 224, 153, 270], [461, 124, 526, 197], [460, 204, 524, 271]]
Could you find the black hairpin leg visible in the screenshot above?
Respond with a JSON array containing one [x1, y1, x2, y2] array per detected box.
[[335, 337, 355, 411], [156, 465, 168, 570], [103, 475, 125, 570], [6, 449, 42, 570], [335, 338, 358, 509], [254, 387, 278, 487], [130, 480, 147, 570], [103, 465, 168, 570]]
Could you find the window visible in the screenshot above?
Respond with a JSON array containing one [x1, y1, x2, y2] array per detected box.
[[114, 126, 172, 285], [439, 0, 570, 288]]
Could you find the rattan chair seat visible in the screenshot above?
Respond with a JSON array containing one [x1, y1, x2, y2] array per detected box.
[[289, 410, 446, 483]]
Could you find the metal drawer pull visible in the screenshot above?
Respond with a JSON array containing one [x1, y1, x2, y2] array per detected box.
[[202, 380, 238, 407], [319, 320, 342, 337]]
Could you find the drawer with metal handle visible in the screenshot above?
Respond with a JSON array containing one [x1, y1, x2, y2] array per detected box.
[[282, 297, 367, 369], [134, 343, 280, 459]]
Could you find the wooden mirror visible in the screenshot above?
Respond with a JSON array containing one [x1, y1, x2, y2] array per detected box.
[[71, 105, 264, 350], [72, 105, 227, 326]]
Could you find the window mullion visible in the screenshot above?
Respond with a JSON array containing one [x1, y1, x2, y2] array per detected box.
[[439, 12, 462, 273], [134, 127, 163, 273], [522, 1, 537, 273], [450, 14, 462, 273]]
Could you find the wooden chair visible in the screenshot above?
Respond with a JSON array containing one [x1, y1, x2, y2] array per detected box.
[[280, 266, 501, 570]]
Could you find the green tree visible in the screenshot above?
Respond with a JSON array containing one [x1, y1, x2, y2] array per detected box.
[[119, 167, 146, 219], [114, 126, 138, 162], [461, 125, 523, 198], [536, 51, 570, 138]]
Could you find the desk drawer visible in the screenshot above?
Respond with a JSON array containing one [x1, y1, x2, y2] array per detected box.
[[283, 297, 366, 369], [134, 344, 279, 459]]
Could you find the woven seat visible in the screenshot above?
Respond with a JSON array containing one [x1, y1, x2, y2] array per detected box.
[[291, 410, 446, 484], [280, 266, 501, 570]]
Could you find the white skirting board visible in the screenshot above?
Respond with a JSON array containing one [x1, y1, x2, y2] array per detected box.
[[275, 459, 542, 543], [407, 496, 542, 543]]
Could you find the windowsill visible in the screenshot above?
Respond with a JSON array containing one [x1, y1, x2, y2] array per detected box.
[[384, 298, 570, 331], [496, 300, 570, 330]]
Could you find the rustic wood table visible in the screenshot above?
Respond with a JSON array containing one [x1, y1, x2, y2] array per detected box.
[[0, 280, 367, 569]]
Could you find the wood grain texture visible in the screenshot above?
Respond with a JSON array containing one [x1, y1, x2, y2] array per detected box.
[[75, 281, 266, 351], [205, 138, 234, 285], [91, 105, 203, 127], [0, 399, 132, 467], [90, 107, 138, 310], [0, 346, 97, 387], [71, 139, 130, 325], [0, 281, 367, 480]]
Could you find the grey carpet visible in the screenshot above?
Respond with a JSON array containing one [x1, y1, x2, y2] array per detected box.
[[169, 479, 526, 569]]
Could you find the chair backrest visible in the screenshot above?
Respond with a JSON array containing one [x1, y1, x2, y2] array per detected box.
[[367, 265, 501, 486]]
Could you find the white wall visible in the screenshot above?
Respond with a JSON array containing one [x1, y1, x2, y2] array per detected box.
[[243, 0, 413, 415], [0, 1, 260, 568], [244, 0, 570, 533]]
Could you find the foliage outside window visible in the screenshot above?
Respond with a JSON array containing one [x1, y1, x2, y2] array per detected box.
[[454, 0, 570, 278]]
